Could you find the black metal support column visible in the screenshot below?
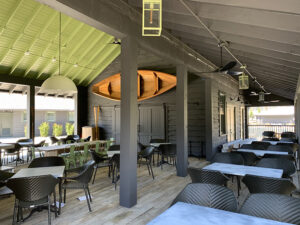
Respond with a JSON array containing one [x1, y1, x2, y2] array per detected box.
[[176, 64, 188, 177], [120, 35, 138, 207]]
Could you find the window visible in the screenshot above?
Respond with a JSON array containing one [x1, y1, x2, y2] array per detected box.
[[46, 112, 56, 122], [68, 111, 74, 122], [219, 92, 226, 135], [23, 111, 27, 122]]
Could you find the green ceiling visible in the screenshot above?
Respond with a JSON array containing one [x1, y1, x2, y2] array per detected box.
[[0, 0, 120, 86]]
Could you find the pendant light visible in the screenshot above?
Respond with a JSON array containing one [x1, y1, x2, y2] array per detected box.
[[40, 13, 77, 95], [142, 0, 162, 36]]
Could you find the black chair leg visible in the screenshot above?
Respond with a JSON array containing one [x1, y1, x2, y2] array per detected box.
[[92, 167, 98, 184], [63, 188, 66, 203], [53, 191, 57, 218], [59, 181, 62, 215], [149, 162, 154, 179], [13, 200, 18, 225], [48, 196, 51, 225], [87, 186, 92, 202], [146, 161, 151, 176], [84, 188, 92, 212]]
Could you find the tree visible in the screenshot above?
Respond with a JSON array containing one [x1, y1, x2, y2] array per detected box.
[[65, 123, 74, 135], [38, 122, 49, 137]]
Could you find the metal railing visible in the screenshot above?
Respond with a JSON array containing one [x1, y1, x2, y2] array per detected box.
[[248, 124, 295, 140]]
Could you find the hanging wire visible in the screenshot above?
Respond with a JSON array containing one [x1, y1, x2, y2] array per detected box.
[[178, 0, 267, 93], [59, 12, 61, 76]]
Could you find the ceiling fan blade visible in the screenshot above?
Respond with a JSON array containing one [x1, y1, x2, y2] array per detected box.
[[227, 71, 243, 76], [219, 61, 237, 72], [269, 100, 280, 103]]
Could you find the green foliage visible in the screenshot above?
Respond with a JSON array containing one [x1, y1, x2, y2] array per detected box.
[[38, 122, 49, 137], [65, 123, 74, 135], [53, 123, 63, 137], [24, 125, 27, 137]]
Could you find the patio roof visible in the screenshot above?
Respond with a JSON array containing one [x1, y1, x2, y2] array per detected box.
[[0, 0, 120, 86], [127, 0, 300, 100]]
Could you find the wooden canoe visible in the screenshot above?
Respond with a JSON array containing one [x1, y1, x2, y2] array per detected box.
[[92, 70, 176, 101]]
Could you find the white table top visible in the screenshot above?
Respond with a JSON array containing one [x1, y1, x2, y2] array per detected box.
[[0, 143, 15, 149], [12, 166, 65, 179], [0, 166, 14, 171], [148, 202, 292, 225], [107, 151, 120, 157], [237, 149, 289, 157], [203, 163, 283, 178], [150, 143, 171, 147], [37, 140, 106, 152], [260, 141, 294, 145]]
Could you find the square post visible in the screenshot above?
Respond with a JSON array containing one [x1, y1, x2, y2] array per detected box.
[[204, 78, 213, 160], [176, 64, 188, 177], [27, 85, 35, 141], [120, 35, 138, 207]]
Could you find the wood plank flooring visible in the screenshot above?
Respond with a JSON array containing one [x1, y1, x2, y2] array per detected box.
[[1, 157, 298, 225], [0, 157, 206, 225]]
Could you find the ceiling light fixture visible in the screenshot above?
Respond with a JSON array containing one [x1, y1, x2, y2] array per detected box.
[[74, 63, 78, 68], [142, 0, 162, 36], [24, 50, 30, 56], [52, 57, 56, 62], [40, 13, 77, 95]]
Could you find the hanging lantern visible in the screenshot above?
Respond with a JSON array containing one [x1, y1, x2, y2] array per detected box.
[[142, 0, 162, 36], [258, 91, 265, 102], [239, 72, 249, 90]]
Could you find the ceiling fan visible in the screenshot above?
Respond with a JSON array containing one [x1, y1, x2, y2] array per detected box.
[[197, 44, 243, 75], [250, 91, 271, 96]]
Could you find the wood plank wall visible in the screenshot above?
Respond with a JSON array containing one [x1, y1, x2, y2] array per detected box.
[[87, 54, 244, 158]]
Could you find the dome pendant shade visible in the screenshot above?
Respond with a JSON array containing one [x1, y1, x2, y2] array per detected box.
[[40, 76, 77, 95]]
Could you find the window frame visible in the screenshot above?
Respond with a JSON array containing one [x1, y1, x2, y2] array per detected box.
[[218, 91, 227, 136], [46, 111, 56, 122]]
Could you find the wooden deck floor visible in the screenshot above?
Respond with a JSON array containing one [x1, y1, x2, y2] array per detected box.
[[2, 157, 298, 225], [0, 157, 207, 225]]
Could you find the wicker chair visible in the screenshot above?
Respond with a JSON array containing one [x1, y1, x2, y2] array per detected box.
[[262, 137, 280, 141], [7, 175, 58, 225], [111, 154, 120, 190], [0, 170, 14, 197], [3, 143, 22, 166], [242, 175, 296, 195], [262, 131, 275, 138], [62, 160, 95, 212], [240, 144, 264, 150], [50, 136, 60, 145], [211, 152, 244, 165], [240, 193, 300, 224], [187, 167, 229, 186], [263, 154, 295, 161], [231, 151, 258, 166], [29, 156, 65, 168], [90, 151, 112, 184], [171, 183, 237, 212], [150, 139, 165, 165], [267, 145, 293, 154], [251, 141, 270, 150], [138, 146, 155, 179], [159, 144, 176, 169], [256, 158, 296, 178], [108, 145, 120, 151]]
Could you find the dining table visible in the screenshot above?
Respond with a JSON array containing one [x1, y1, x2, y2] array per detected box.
[[237, 148, 289, 157], [203, 162, 283, 178], [147, 202, 292, 225]]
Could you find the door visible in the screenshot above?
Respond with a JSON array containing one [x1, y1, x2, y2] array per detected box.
[[138, 105, 165, 145], [227, 106, 236, 142], [0, 112, 12, 137], [112, 105, 165, 145]]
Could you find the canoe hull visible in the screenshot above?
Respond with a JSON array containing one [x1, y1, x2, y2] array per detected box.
[[92, 70, 176, 101]]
